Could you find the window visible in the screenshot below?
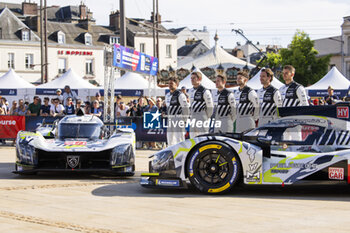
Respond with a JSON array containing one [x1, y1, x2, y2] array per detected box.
[[109, 36, 120, 45], [25, 54, 34, 69], [166, 44, 172, 58], [85, 59, 93, 75], [8, 53, 14, 69], [58, 58, 66, 74], [22, 30, 30, 41], [58, 32, 65, 44], [85, 33, 92, 46], [140, 43, 145, 53]]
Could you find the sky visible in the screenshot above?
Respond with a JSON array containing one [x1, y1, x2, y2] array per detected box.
[[5, 0, 350, 48]]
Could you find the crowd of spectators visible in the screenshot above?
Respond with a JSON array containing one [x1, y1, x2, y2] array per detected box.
[[0, 85, 167, 120]]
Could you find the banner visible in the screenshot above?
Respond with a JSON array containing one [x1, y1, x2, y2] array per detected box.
[[307, 89, 347, 98], [99, 89, 144, 97], [113, 44, 158, 76], [0, 89, 17, 96], [0, 116, 25, 139], [35, 89, 79, 95]]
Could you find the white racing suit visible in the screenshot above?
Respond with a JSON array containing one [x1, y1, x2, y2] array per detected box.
[[212, 89, 236, 133], [279, 81, 309, 107], [189, 85, 213, 138], [165, 90, 190, 146], [234, 86, 259, 133], [257, 85, 282, 127]]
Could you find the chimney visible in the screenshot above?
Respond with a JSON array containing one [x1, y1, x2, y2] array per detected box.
[[79, 18, 91, 31], [79, 2, 87, 20], [109, 10, 120, 30], [22, 1, 38, 16]]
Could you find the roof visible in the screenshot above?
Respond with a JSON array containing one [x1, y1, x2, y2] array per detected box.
[[178, 40, 209, 57], [313, 36, 342, 56], [127, 19, 176, 38], [0, 68, 35, 88], [168, 27, 187, 35], [177, 42, 255, 70], [306, 67, 350, 90], [0, 7, 40, 41], [44, 21, 116, 46]]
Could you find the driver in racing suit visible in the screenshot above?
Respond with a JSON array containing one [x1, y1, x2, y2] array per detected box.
[[189, 71, 214, 138], [257, 68, 282, 126], [212, 75, 236, 133], [234, 71, 259, 133], [279, 65, 309, 107], [165, 77, 190, 146]]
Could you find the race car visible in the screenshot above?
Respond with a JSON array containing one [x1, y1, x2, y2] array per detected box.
[[15, 114, 135, 175], [141, 115, 350, 194]]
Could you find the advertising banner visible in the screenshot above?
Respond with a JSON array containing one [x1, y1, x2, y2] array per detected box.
[[113, 44, 158, 76], [35, 89, 79, 95], [0, 116, 25, 139], [0, 89, 17, 96]]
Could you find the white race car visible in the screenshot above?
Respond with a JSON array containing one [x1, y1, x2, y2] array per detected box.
[[15, 114, 135, 175], [141, 115, 350, 194]]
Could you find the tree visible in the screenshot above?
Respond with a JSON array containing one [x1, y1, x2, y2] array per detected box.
[[259, 30, 331, 86]]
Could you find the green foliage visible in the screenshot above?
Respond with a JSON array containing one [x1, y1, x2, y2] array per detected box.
[[259, 30, 331, 86]]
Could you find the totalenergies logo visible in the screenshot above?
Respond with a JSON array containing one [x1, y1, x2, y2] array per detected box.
[[0, 120, 16, 126]]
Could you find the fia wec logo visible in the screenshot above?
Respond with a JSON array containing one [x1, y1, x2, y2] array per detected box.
[[337, 107, 349, 119]]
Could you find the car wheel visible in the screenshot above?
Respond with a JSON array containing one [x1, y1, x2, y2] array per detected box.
[[187, 141, 241, 194]]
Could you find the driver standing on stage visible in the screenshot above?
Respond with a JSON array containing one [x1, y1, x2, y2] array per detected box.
[[257, 68, 282, 126], [279, 65, 309, 107], [213, 75, 236, 133], [189, 71, 214, 138], [165, 77, 190, 146], [234, 71, 259, 133]]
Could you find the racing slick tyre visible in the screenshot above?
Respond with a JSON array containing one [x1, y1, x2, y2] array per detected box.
[[186, 141, 241, 194]]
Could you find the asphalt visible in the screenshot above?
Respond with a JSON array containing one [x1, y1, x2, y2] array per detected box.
[[1, 146, 350, 233]]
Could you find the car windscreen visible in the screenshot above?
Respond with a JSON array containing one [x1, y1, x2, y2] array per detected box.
[[58, 123, 101, 140]]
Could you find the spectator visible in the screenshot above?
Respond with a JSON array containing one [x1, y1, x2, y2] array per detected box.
[[50, 98, 65, 117], [116, 102, 129, 117], [64, 97, 75, 115], [75, 99, 85, 115], [144, 97, 158, 113], [84, 101, 91, 114], [9, 100, 18, 115], [313, 98, 319, 106], [181, 86, 190, 103], [156, 97, 167, 116], [28, 96, 41, 116], [0, 106, 5, 115], [95, 92, 104, 109], [0, 97, 8, 114], [17, 99, 27, 116], [114, 95, 122, 117], [324, 86, 339, 105], [127, 99, 141, 117], [62, 85, 78, 106], [40, 97, 51, 116], [90, 100, 103, 117], [56, 89, 64, 104]]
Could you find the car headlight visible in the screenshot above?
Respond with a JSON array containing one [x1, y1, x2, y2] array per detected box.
[[151, 150, 176, 175], [110, 144, 134, 166]]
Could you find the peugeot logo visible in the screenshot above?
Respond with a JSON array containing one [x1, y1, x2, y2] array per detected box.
[[67, 156, 80, 169]]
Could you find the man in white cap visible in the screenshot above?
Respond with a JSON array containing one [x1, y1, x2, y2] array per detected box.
[[189, 71, 213, 138], [165, 77, 190, 146], [234, 70, 259, 133], [324, 85, 339, 105], [56, 89, 64, 104], [257, 68, 282, 126]]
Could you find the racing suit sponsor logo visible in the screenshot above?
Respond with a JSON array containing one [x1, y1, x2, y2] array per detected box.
[[328, 167, 344, 180]]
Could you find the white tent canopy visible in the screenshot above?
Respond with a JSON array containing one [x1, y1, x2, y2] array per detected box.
[[247, 70, 284, 90], [306, 67, 350, 97], [0, 69, 35, 105], [179, 68, 216, 89], [37, 68, 97, 89], [115, 72, 149, 89], [35, 68, 98, 100], [0, 69, 35, 88], [177, 42, 255, 70]]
